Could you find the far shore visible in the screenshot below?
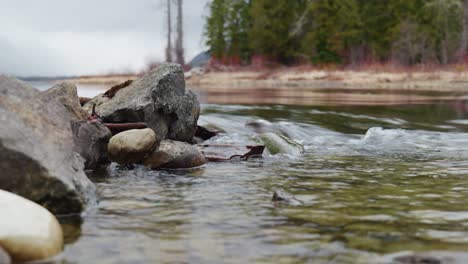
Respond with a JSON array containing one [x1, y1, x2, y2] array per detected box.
[[57, 67, 468, 106]]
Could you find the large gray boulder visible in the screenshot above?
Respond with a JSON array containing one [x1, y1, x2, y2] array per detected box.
[[44, 82, 112, 170], [83, 63, 200, 142], [0, 76, 95, 215]]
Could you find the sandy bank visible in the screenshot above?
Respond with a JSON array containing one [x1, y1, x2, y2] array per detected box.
[[186, 69, 468, 93], [62, 68, 468, 106]]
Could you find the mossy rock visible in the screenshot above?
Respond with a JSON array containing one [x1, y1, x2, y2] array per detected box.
[[258, 133, 304, 155]]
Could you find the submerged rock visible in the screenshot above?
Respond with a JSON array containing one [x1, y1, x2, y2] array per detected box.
[[44, 82, 113, 170], [107, 128, 159, 165], [258, 133, 304, 155], [144, 140, 206, 169], [84, 63, 200, 142], [0, 76, 95, 215], [0, 190, 63, 263]]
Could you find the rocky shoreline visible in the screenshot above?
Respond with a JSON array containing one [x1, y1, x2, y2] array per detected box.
[[0, 63, 303, 262]]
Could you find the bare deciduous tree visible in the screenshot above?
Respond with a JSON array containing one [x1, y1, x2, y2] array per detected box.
[[175, 0, 185, 65], [165, 0, 173, 62]]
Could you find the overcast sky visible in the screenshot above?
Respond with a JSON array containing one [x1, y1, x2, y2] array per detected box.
[[0, 0, 210, 77]]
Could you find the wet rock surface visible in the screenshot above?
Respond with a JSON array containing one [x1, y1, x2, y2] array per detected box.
[[0, 190, 63, 263], [144, 140, 206, 169], [258, 132, 304, 155], [0, 76, 95, 214], [107, 128, 159, 165], [84, 63, 200, 142]]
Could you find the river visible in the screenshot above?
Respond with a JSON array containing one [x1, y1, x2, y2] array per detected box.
[[31, 82, 468, 263]]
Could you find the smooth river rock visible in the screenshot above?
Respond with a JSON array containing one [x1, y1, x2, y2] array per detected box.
[[258, 133, 305, 155], [84, 63, 200, 142], [44, 83, 113, 170], [0, 76, 96, 215], [108, 128, 159, 165], [0, 190, 63, 263], [144, 140, 206, 169], [0, 246, 11, 264]]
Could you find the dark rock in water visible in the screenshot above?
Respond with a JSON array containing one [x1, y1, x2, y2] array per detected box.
[[83, 63, 200, 142], [0, 76, 95, 215], [144, 140, 206, 169], [394, 255, 442, 264], [43, 82, 89, 121], [194, 125, 221, 142], [71, 121, 112, 170], [44, 82, 113, 170], [272, 191, 287, 202], [107, 128, 160, 165], [272, 191, 304, 206], [0, 246, 11, 264]]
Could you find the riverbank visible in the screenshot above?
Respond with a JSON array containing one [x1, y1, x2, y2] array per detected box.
[[57, 67, 468, 106], [187, 67, 468, 92]]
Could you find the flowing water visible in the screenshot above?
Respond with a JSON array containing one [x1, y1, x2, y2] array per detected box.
[[28, 81, 468, 263], [56, 100, 468, 263]]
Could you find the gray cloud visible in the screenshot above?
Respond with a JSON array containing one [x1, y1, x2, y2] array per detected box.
[[0, 0, 209, 76]]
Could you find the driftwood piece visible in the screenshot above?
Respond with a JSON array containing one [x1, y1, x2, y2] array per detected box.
[[197, 144, 264, 161], [87, 103, 101, 122], [84, 103, 148, 134], [103, 80, 133, 99], [103, 123, 148, 135]]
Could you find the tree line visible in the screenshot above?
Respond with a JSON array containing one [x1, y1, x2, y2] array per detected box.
[[204, 0, 468, 66]]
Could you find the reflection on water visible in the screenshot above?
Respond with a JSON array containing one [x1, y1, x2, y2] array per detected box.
[[195, 86, 468, 107], [59, 102, 468, 263]]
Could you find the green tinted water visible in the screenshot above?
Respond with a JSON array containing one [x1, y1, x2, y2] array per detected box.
[[61, 103, 468, 263]]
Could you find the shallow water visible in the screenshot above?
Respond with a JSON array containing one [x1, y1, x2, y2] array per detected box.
[[54, 102, 468, 263]]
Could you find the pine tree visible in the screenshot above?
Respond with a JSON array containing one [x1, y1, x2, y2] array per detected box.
[[225, 0, 251, 64], [203, 0, 465, 66], [205, 0, 228, 58], [304, 0, 362, 64]]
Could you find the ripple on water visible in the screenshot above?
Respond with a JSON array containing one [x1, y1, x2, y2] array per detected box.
[[62, 104, 468, 263]]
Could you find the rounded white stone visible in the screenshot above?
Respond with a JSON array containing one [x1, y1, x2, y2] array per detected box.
[[0, 190, 63, 262]]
